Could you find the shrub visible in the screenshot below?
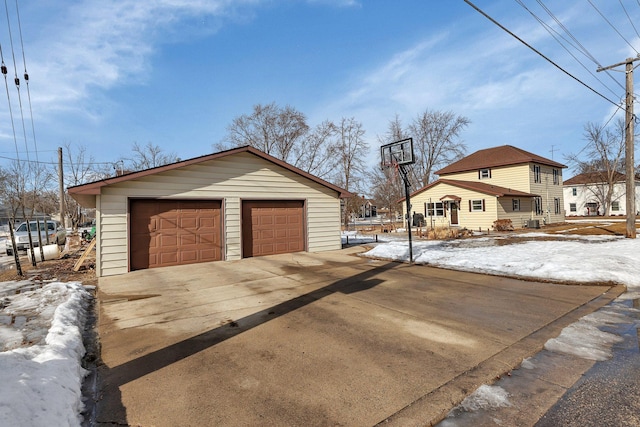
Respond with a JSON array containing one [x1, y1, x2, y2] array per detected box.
[[493, 219, 514, 231]]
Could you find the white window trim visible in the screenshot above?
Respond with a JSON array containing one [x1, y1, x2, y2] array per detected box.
[[471, 199, 484, 212]]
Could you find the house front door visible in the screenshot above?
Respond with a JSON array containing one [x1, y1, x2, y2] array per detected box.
[[450, 202, 459, 225]]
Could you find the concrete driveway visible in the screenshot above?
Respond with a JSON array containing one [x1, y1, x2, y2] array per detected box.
[[95, 247, 621, 426]]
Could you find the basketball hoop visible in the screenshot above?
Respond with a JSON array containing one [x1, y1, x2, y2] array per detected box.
[[380, 138, 416, 264]]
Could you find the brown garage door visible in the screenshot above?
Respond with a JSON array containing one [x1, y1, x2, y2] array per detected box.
[[130, 199, 222, 270], [242, 200, 304, 258]]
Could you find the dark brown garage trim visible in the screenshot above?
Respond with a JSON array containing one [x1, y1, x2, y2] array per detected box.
[[130, 199, 222, 270], [242, 200, 305, 258]]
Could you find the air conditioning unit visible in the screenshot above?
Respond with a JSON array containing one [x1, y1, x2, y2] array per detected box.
[[527, 219, 540, 229]]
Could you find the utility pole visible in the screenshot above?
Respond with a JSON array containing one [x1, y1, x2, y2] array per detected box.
[[598, 57, 638, 238], [58, 147, 66, 228]]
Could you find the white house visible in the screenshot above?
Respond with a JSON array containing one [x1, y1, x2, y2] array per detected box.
[[563, 172, 640, 216]]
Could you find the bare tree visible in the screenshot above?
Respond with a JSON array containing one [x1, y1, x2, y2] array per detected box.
[[369, 166, 403, 221], [332, 117, 369, 227], [290, 120, 338, 179], [409, 109, 469, 188], [370, 115, 407, 220], [63, 143, 113, 229], [123, 142, 180, 171], [566, 119, 628, 215], [223, 103, 309, 163]]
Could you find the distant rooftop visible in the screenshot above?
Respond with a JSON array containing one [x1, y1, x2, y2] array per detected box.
[[436, 145, 566, 176]]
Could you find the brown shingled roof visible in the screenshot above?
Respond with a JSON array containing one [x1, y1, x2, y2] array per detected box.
[[399, 178, 538, 202], [435, 145, 566, 175], [563, 171, 627, 185]]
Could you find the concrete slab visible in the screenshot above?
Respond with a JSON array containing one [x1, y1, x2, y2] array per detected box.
[[94, 248, 620, 426]]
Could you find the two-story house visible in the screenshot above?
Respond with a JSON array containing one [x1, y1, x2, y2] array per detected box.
[[400, 145, 566, 230], [564, 171, 640, 216]]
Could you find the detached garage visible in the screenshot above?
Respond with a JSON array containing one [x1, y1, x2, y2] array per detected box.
[[68, 146, 350, 277]]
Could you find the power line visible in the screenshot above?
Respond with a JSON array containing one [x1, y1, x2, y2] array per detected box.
[[3, 0, 30, 165], [463, 0, 621, 108], [619, 0, 640, 41], [535, 0, 626, 93], [515, 0, 623, 100], [0, 153, 124, 167], [587, 0, 640, 55], [0, 43, 21, 169], [13, 0, 39, 164]]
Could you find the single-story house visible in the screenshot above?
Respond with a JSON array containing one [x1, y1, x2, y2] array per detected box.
[[68, 146, 350, 277], [400, 145, 567, 230]]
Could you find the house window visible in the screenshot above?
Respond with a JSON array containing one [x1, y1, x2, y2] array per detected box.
[[426, 202, 445, 216], [611, 201, 620, 211], [554, 198, 561, 214], [470, 199, 485, 212], [479, 168, 491, 179], [553, 169, 560, 185], [512, 199, 520, 212], [572, 187, 577, 196], [570, 203, 577, 212], [533, 165, 541, 183], [534, 197, 543, 215]]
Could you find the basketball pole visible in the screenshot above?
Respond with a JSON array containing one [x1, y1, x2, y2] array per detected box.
[[399, 164, 413, 264]]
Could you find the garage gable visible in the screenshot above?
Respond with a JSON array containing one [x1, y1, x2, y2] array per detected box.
[[68, 146, 350, 277]]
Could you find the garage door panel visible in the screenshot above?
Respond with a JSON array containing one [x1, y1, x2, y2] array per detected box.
[[160, 252, 177, 264], [130, 200, 222, 270], [242, 200, 304, 258], [180, 250, 198, 263], [180, 217, 197, 229], [180, 234, 196, 246]]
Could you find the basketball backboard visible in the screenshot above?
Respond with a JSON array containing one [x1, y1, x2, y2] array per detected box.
[[381, 138, 415, 168]]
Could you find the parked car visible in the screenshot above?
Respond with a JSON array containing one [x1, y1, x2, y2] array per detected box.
[[5, 220, 67, 256]]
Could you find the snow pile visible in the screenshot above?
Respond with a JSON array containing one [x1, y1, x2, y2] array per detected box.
[[0, 282, 92, 427], [545, 296, 639, 361], [362, 234, 640, 288], [457, 385, 511, 412]]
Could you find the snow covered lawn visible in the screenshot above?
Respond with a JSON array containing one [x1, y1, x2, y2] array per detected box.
[[362, 233, 640, 289], [0, 281, 93, 427]]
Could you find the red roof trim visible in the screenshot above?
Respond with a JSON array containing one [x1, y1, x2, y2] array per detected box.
[[68, 146, 352, 198]]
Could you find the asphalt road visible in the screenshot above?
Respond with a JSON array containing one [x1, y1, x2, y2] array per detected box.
[[437, 293, 640, 426], [536, 298, 640, 427]]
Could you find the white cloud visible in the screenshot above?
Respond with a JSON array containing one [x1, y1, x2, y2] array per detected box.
[[6, 0, 264, 122], [312, 1, 634, 156]]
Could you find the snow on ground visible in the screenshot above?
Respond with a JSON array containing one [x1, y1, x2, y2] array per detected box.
[[1, 231, 638, 425], [362, 231, 640, 423], [0, 281, 93, 427], [362, 233, 640, 289]]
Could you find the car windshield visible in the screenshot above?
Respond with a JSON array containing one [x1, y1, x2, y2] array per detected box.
[[15, 222, 56, 232]]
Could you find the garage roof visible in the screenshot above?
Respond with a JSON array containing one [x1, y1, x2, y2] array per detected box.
[[68, 146, 352, 201]]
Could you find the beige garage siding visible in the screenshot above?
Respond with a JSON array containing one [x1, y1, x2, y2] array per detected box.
[[96, 152, 341, 277]]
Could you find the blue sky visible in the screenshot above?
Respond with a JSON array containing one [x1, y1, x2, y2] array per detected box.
[[0, 0, 639, 178]]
